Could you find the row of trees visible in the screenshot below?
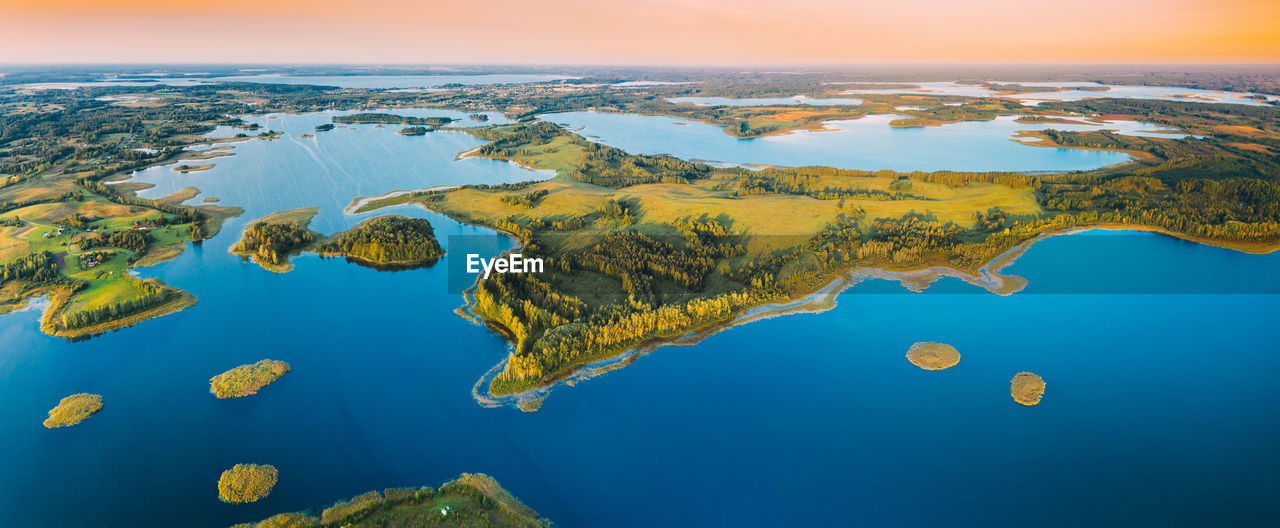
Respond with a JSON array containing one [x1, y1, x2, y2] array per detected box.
[[83, 230, 152, 253], [56, 279, 173, 330], [0, 251, 58, 285], [332, 113, 452, 125]]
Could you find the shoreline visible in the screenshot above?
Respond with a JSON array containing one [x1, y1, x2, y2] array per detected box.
[[343, 186, 459, 215], [470, 223, 1280, 410], [39, 288, 197, 340], [575, 109, 1170, 170]]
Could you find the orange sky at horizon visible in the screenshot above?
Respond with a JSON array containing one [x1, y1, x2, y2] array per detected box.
[[1, 0, 1278, 64]]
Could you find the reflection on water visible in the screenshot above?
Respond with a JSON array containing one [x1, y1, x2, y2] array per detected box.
[[544, 111, 1189, 172], [835, 81, 1279, 106], [669, 95, 864, 106]]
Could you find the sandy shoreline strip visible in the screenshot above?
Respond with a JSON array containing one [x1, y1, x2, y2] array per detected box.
[[343, 186, 460, 215]]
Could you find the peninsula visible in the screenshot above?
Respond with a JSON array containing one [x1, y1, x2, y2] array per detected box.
[[231, 473, 551, 528], [358, 109, 1280, 398]]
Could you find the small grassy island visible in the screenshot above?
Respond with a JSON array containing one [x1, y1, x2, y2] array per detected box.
[[210, 359, 291, 398], [906, 342, 961, 370], [218, 463, 279, 504], [398, 126, 429, 136], [231, 473, 551, 528], [1011, 372, 1046, 406], [231, 207, 321, 273], [172, 163, 215, 173], [42, 393, 103, 428], [318, 215, 444, 269]]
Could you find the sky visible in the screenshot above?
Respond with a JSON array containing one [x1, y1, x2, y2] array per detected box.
[[1, 0, 1277, 64]]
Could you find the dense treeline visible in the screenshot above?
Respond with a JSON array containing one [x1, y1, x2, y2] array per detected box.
[[319, 215, 444, 266], [84, 230, 152, 253], [473, 122, 708, 187], [1040, 176, 1280, 241], [0, 251, 58, 284], [572, 141, 708, 186], [235, 222, 316, 265], [499, 189, 549, 207], [333, 113, 452, 125], [475, 217, 761, 392], [723, 165, 1038, 199]]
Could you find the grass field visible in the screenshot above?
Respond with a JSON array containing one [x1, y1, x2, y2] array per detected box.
[[420, 173, 1038, 242], [0, 192, 204, 329], [252, 206, 321, 228]]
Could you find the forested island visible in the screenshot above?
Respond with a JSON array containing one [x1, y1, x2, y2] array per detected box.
[[210, 359, 291, 398], [318, 215, 444, 269], [231, 207, 321, 273], [42, 393, 103, 428], [333, 113, 453, 126], [218, 464, 279, 503], [231, 473, 552, 528]]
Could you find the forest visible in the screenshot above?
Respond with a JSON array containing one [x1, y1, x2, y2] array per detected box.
[[332, 113, 453, 126], [0, 251, 58, 285], [234, 222, 317, 267], [472, 122, 707, 186], [318, 215, 444, 268], [230, 473, 551, 528]]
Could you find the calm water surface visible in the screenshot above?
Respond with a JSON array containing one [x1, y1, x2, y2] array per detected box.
[[835, 81, 1279, 106], [544, 111, 1190, 172], [669, 95, 864, 106], [0, 112, 1277, 527]]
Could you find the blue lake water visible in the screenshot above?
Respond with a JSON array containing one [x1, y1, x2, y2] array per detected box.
[[124, 109, 545, 232], [835, 81, 1280, 106], [544, 111, 1189, 172], [1, 112, 1279, 527]]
